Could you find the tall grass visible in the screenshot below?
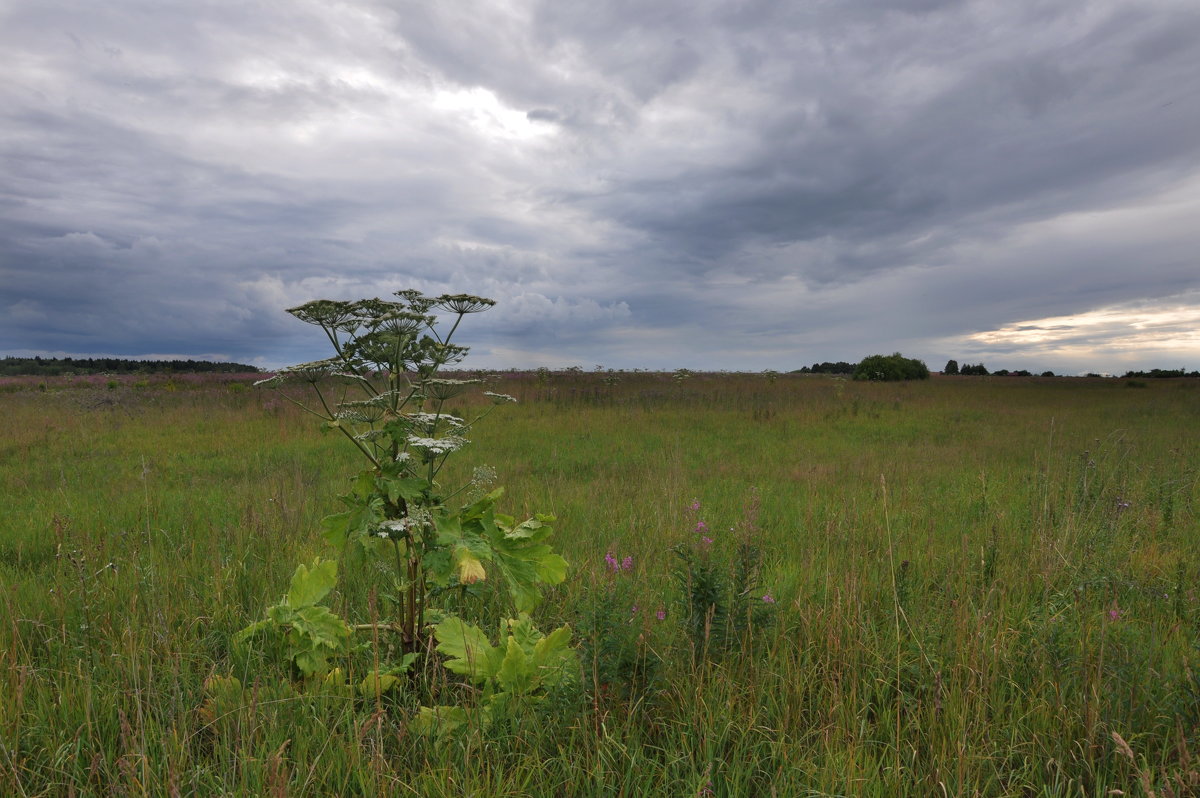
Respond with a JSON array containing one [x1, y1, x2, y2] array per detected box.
[[1, 373, 1197, 795]]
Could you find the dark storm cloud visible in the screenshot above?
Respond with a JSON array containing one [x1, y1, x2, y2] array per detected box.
[[543, 1, 1200, 279], [2, 0, 1199, 372]]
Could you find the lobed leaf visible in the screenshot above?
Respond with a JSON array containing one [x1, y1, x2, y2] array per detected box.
[[434, 617, 500, 682], [286, 559, 338, 608]]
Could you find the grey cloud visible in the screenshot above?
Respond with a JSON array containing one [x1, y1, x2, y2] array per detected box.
[[2, 0, 1199, 372]]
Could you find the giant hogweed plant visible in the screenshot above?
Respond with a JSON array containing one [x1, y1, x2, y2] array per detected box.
[[237, 290, 574, 711]]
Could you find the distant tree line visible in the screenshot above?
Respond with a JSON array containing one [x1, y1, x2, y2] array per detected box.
[[944, 360, 1052, 377], [1121, 368, 1200, 378], [795, 361, 856, 375], [0, 356, 260, 377]]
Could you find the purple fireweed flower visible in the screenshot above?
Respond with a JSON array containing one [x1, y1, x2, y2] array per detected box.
[[695, 520, 708, 534], [622, 555, 633, 571], [604, 552, 619, 572], [700, 536, 713, 547], [762, 594, 776, 604], [656, 609, 666, 621], [631, 604, 639, 615], [689, 499, 701, 512]]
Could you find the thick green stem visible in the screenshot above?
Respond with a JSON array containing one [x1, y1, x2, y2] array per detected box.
[[313, 382, 380, 467], [396, 537, 415, 638]]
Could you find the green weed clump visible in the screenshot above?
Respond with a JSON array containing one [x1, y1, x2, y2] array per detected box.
[[1, 372, 1198, 795]]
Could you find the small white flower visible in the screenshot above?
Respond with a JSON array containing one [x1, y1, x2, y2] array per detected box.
[[378, 530, 390, 539]]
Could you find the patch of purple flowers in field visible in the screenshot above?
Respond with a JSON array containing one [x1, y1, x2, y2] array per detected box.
[[604, 551, 634, 573]]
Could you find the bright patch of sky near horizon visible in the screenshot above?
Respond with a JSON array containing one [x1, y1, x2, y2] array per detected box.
[[2, 0, 1199, 374]]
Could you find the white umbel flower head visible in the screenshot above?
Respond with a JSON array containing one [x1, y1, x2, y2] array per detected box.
[[483, 391, 518, 405], [406, 435, 468, 455], [404, 412, 464, 433]]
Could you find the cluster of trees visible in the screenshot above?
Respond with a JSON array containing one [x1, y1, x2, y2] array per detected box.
[[795, 361, 856, 375], [0, 356, 260, 377], [943, 360, 1053, 377], [944, 361, 995, 376], [1122, 368, 1200, 378], [853, 353, 930, 381]]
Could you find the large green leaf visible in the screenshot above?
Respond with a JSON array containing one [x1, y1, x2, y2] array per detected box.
[[380, 475, 427, 506], [433, 617, 499, 682], [485, 536, 569, 612], [506, 615, 543, 656], [411, 705, 472, 736], [533, 551, 568, 584], [495, 637, 533, 694], [531, 623, 577, 688], [504, 514, 557, 541], [320, 493, 383, 548], [294, 649, 331, 677], [286, 559, 338, 608], [292, 605, 352, 650]]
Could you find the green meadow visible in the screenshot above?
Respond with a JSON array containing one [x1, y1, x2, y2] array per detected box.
[[2, 372, 1198, 796]]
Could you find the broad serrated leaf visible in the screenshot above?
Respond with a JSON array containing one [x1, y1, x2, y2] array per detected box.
[[504, 517, 548, 540], [411, 705, 470, 736], [433, 512, 463, 545], [454, 546, 487, 584], [287, 559, 338, 608], [533, 552, 569, 585], [350, 469, 376, 499], [469, 511, 569, 611], [531, 624, 574, 665], [460, 488, 503, 523], [506, 615, 543, 656], [294, 649, 329, 677], [531, 624, 577, 688], [382, 476, 427, 506], [320, 511, 355, 548], [320, 494, 383, 548], [507, 577, 542, 615], [266, 604, 296, 626], [433, 617, 498, 682], [422, 547, 453, 587], [292, 605, 352, 650], [496, 637, 532, 694], [359, 671, 401, 696]]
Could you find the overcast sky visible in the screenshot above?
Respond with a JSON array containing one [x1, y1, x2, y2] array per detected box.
[[3, 0, 1199, 374]]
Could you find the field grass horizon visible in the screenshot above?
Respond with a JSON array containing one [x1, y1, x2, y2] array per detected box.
[[2, 371, 1197, 796]]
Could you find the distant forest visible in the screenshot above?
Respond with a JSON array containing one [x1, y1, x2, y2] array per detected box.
[[1, 356, 261, 377], [1121, 368, 1200, 378]]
